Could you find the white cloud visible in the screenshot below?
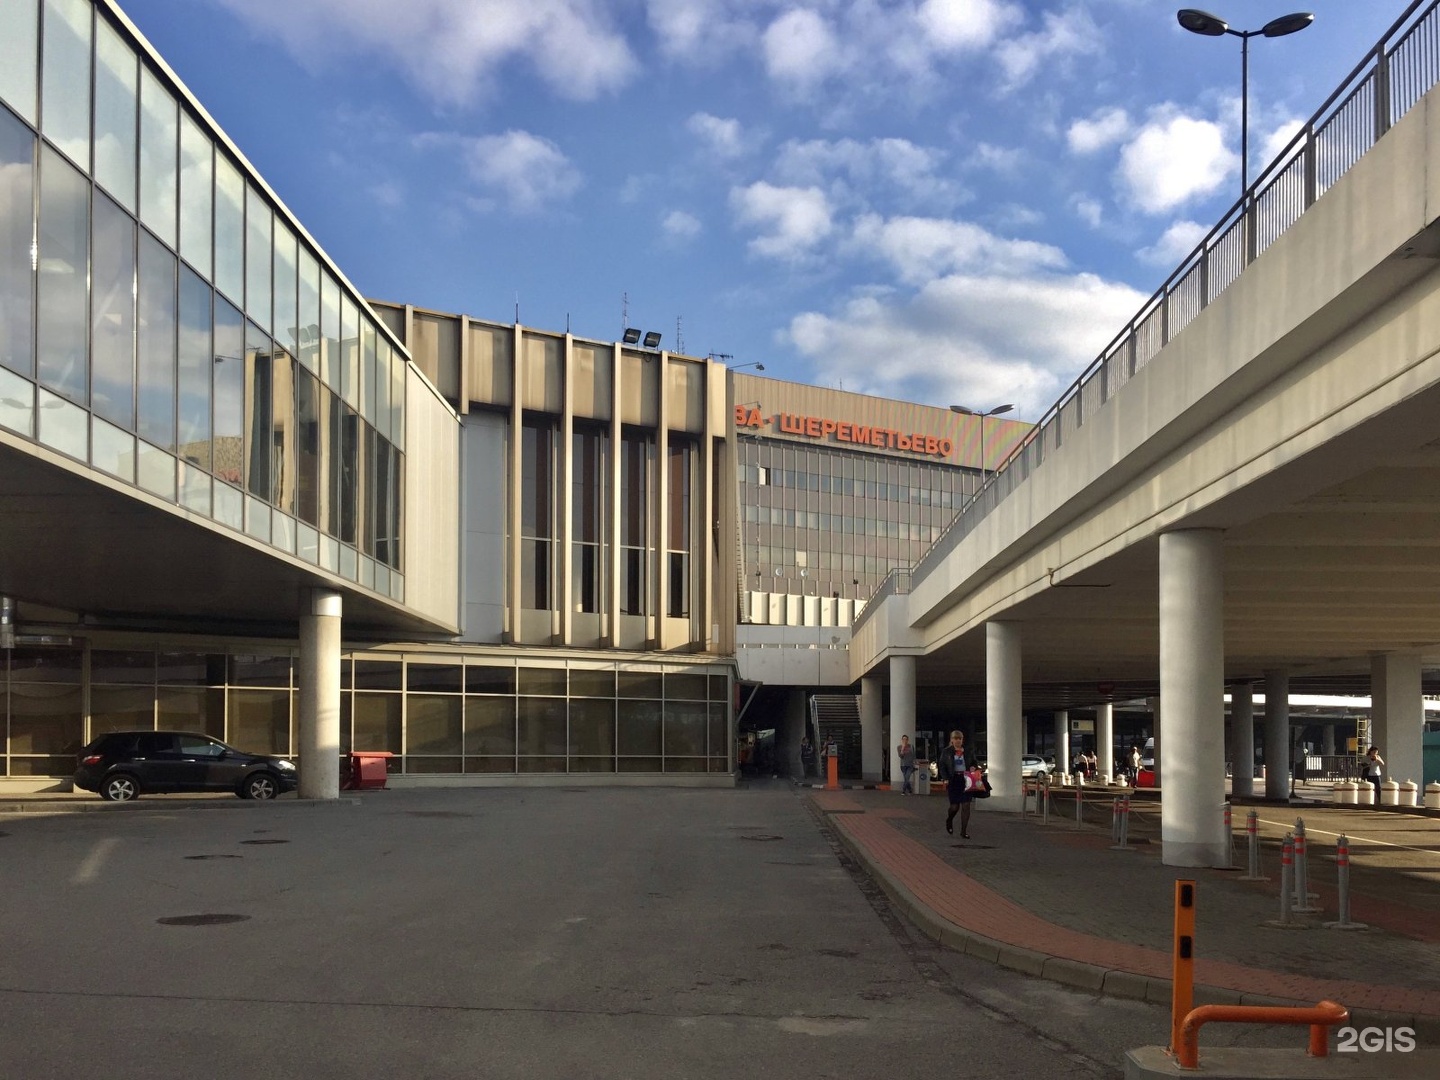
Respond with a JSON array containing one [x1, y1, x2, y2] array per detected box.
[[851, 214, 1067, 286], [1136, 220, 1208, 266], [418, 130, 583, 213], [212, 0, 635, 105], [730, 181, 833, 261], [1071, 195, 1103, 228], [995, 6, 1102, 91], [686, 113, 748, 160], [917, 0, 1024, 52], [662, 209, 703, 241], [762, 8, 843, 92], [968, 143, 1023, 173], [647, 0, 757, 60], [1117, 110, 1234, 214], [772, 136, 966, 209], [1067, 107, 1130, 155], [787, 272, 1147, 418]]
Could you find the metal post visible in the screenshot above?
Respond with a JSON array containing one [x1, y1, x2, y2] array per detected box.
[[1112, 797, 1120, 843], [1324, 834, 1368, 931], [1223, 802, 1234, 868], [1075, 779, 1083, 829], [1294, 817, 1321, 913], [1111, 794, 1133, 851], [1042, 770, 1050, 825], [1240, 810, 1267, 881]]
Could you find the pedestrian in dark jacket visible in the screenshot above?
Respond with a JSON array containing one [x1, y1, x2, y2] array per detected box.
[[938, 730, 974, 838]]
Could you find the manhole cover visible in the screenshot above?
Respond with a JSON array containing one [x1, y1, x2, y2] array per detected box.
[[0, 831, 8, 838], [184, 854, 243, 860], [239, 839, 289, 845], [740, 834, 783, 842], [404, 811, 473, 819], [157, 913, 251, 926]]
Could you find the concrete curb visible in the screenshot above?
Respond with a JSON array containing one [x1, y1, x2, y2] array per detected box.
[[0, 796, 363, 814], [824, 809, 1440, 1042]]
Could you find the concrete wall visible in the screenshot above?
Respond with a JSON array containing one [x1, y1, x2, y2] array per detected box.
[[403, 365, 462, 632], [460, 412, 507, 641]]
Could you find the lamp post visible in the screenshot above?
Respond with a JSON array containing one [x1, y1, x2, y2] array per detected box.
[[950, 403, 1014, 506], [1177, 9, 1314, 199]]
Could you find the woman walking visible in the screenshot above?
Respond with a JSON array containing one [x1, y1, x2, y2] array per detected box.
[[938, 730, 974, 838], [897, 735, 917, 795], [1364, 745, 1385, 802]]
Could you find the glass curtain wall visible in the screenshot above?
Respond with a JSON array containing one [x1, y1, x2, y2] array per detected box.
[[0, 0, 407, 598], [620, 430, 650, 616], [572, 426, 606, 614], [520, 416, 555, 610], [667, 439, 693, 618]]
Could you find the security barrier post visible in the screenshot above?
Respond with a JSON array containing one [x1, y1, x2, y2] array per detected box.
[[1239, 810, 1266, 881], [1324, 835, 1368, 931], [1279, 834, 1293, 925], [1223, 802, 1234, 868], [1168, 880, 1197, 1057], [1294, 817, 1321, 913]]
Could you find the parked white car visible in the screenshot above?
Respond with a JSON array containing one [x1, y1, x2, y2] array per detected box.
[[1020, 755, 1053, 778]]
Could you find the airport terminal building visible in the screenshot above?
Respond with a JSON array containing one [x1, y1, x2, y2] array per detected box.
[[0, 0, 1036, 791]]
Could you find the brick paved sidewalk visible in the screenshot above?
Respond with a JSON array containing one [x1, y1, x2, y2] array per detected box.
[[812, 787, 1440, 1034]]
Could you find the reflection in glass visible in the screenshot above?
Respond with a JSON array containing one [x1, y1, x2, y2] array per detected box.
[[320, 272, 340, 391], [352, 692, 401, 753], [0, 367, 33, 436], [0, 109, 35, 378], [408, 696, 462, 754], [620, 433, 649, 615], [178, 113, 211, 276], [0, 0, 39, 124], [211, 296, 244, 487], [36, 145, 88, 403], [91, 415, 134, 481], [340, 293, 358, 407], [40, 0, 91, 167], [296, 248, 319, 373], [212, 154, 243, 303], [272, 347, 294, 513], [295, 369, 320, 525], [521, 418, 553, 609], [9, 683, 82, 754], [518, 697, 567, 756], [617, 699, 662, 756], [36, 386, 86, 458], [91, 192, 138, 428], [390, 346, 404, 448], [228, 689, 290, 755], [338, 402, 358, 544], [245, 185, 271, 331], [176, 267, 211, 471], [138, 67, 177, 246], [93, 18, 137, 210], [244, 321, 273, 501], [361, 423, 375, 555], [273, 222, 296, 359], [137, 232, 176, 448], [569, 699, 615, 757], [463, 695, 514, 755]]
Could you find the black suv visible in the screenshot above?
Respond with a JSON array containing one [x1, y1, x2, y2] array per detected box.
[[74, 731, 298, 802]]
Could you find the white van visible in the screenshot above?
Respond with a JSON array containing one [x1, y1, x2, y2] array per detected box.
[[1140, 737, 1154, 769]]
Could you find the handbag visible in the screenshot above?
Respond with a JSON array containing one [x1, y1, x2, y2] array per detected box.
[[966, 767, 991, 798]]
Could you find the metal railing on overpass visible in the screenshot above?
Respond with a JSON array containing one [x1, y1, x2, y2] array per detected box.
[[858, 0, 1440, 629]]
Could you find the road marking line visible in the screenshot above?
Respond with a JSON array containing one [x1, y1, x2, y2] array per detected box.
[[1257, 817, 1440, 860], [72, 837, 120, 885]]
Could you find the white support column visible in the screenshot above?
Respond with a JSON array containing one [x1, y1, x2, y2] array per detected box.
[[1263, 669, 1290, 800], [1230, 683, 1255, 798], [1146, 695, 1162, 787], [1158, 530, 1227, 867], [298, 588, 342, 800], [986, 622, 1022, 811], [1096, 701, 1114, 779], [887, 661, 915, 787], [860, 675, 885, 783], [1054, 711, 1069, 777], [1371, 652, 1422, 788]]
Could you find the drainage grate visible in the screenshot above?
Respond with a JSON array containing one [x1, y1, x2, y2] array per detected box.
[[157, 913, 251, 926], [183, 854, 243, 860], [239, 839, 289, 845], [740, 834, 783, 842]]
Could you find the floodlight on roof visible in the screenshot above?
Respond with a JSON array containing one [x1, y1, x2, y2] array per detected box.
[[642, 331, 663, 349], [622, 327, 641, 344]]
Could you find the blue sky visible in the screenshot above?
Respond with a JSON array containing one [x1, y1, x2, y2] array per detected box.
[[117, 0, 1411, 419]]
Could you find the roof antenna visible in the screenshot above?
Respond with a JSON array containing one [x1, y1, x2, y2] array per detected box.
[[621, 291, 629, 336], [514, 293, 520, 325], [676, 316, 685, 355]]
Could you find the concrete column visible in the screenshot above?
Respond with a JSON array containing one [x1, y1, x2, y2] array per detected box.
[[1371, 652, 1423, 787], [1158, 530, 1227, 867], [860, 676, 884, 783], [1230, 683, 1254, 798], [1096, 702, 1114, 779], [1054, 711, 1069, 777], [888, 658, 915, 786], [1263, 669, 1290, 800], [298, 588, 343, 800], [986, 622, 1022, 810], [1322, 723, 1335, 757]]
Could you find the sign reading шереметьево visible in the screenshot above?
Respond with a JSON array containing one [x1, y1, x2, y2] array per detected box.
[[735, 406, 956, 459]]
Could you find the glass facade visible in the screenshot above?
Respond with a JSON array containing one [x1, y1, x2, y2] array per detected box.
[[738, 439, 980, 603], [0, 645, 731, 777], [0, 0, 406, 597]]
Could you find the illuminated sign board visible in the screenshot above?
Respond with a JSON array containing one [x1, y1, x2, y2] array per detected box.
[[735, 406, 954, 459]]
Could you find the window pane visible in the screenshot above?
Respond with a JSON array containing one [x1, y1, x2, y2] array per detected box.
[[569, 669, 615, 698], [296, 248, 319, 373], [617, 699, 661, 756], [338, 401, 357, 543], [228, 689, 289, 755], [340, 292, 358, 406], [271, 346, 294, 512], [177, 266, 211, 470], [213, 155, 243, 303], [464, 664, 515, 695], [463, 696, 515, 754], [568, 698, 614, 757], [137, 231, 176, 448], [0, 0, 39, 124], [90, 192, 136, 428], [517, 697, 566, 756], [353, 660, 402, 691], [320, 272, 340, 391], [663, 700, 707, 757], [158, 687, 224, 740], [517, 667, 566, 696], [36, 145, 88, 402], [360, 319, 375, 423], [93, 18, 137, 209], [273, 221, 297, 357], [295, 368, 319, 525], [40, 0, 90, 167], [228, 653, 290, 687], [244, 184, 270, 330], [0, 109, 36, 378], [244, 321, 272, 501], [138, 67, 177, 246], [9, 683, 82, 755], [406, 663, 462, 693], [212, 296, 245, 485], [408, 695, 462, 754], [352, 692, 401, 752], [617, 671, 662, 698], [89, 686, 155, 735], [178, 114, 211, 276]]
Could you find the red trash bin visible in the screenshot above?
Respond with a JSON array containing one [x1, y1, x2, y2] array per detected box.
[[345, 751, 393, 790]]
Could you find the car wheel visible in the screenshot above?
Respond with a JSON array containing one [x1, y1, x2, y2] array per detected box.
[[242, 772, 279, 801], [100, 774, 140, 802]]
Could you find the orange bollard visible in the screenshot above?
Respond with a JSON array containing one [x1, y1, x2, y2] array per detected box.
[[825, 753, 839, 791], [1169, 880, 1196, 1056]]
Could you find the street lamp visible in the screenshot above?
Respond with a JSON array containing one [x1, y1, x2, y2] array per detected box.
[[950, 403, 1014, 503], [1177, 9, 1314, 199]]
